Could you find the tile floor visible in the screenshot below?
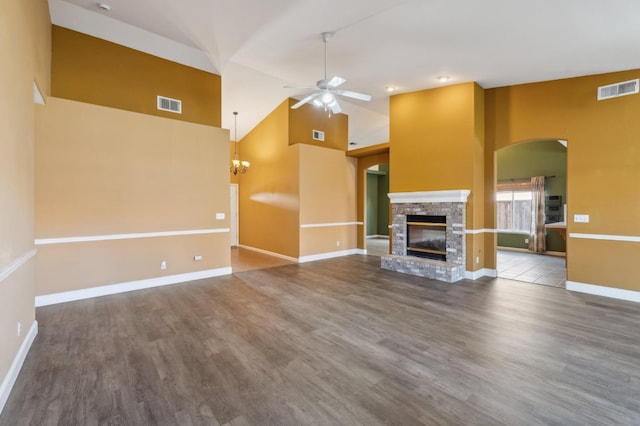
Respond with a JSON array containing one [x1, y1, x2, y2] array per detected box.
[[366, 236, 390, 257], [497, 249, 566, 288]]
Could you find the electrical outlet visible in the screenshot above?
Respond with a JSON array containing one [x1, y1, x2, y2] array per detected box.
[[336, 241, 340, 247], [525, 238, 529, 244], [194, 255, 203, 261], [574, 214, 590, 223], [476, 256, 480, 264], [17, 321, 21, 337], [161, 260, 167, 270], [216, 213, 225, 220]]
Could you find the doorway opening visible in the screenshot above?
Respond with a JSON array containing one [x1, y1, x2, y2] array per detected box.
[[365, 164, 390, 256], [495, 139, 567, 288]]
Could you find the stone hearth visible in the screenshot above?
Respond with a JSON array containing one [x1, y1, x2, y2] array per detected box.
[[381, 190, 470, 283]]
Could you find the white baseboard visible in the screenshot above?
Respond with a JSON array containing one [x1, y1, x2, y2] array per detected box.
[[237, 245, 298, 263], [566, 281, 640, 303], [497, 246, 566, 257], [238, 245, 366, 263], [35, 267, 232, 307], [0, 320, 38, 415], [366, 235, 389, 239], [299, 248, 365, 263], [465, 268, 498, 280]]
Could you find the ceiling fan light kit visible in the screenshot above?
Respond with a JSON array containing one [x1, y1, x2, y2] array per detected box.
[[286, 32, 372, 116]]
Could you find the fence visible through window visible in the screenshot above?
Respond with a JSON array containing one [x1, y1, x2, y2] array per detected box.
[[497, 189, 532, 232]]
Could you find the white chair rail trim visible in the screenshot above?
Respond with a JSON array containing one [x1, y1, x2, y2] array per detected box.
[[0, 249, 37, 283], [569, 233, 640, 243], [35, 228, 229, 245]]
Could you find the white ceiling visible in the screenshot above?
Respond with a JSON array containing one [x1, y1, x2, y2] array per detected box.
[[49, 0, 640, 149]]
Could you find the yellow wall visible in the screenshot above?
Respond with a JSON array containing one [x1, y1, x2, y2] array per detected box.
[[238, 98, 354, 259], [238, 100, 300, 258], [289, 99, 348, 151], [35, 98, 230, 295], [468, 83, 486, 271], [486, 69, 640, 291], [389, 83, 485, 271], [51, 26, 221, 127], [0, 0, 50, 399], [299, 144, 357, 256], [390, 83, 476, 192]]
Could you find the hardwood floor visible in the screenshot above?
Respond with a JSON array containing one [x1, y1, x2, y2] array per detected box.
[[230, 246, 295, 273], [2, 255, 639, 425]]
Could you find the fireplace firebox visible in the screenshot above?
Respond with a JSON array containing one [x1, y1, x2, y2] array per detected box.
[[406, 215, 446, 261]]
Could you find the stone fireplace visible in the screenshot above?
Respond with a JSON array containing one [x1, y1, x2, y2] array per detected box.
[[381, 190, 470, 283]]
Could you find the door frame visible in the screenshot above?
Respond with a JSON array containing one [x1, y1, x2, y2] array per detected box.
[[230, 183, 239, 246]]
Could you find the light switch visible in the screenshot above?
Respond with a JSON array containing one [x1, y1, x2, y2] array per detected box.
[[574, 214, 589, 223], [216, 213, 225, 220]]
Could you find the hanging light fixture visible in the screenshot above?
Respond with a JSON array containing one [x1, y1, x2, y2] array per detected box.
[[230, 111, 249, 175]]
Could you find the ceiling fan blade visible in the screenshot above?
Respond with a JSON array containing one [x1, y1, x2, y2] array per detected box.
[[284, 85, 317, 90], [334, 89, 372, 102], [326, 76, 346, 88], [291, 93, 318, 109], [330, 100, 342, 114]]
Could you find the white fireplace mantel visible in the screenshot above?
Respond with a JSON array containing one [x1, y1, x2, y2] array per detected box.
[[388, 190, 471, 204]]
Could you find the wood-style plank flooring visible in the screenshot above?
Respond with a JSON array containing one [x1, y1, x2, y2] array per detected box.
[[2, 255, 639, 425]]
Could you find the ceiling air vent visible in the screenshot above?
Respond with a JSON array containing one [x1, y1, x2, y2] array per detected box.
[[157, 96, 182, 113], [597, 79, 639, 101]]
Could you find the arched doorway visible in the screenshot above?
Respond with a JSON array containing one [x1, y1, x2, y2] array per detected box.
[[495, 139, 567, 287]]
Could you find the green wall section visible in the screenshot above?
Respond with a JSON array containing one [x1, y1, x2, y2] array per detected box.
[[377, 164, 390, 236], [366, 173, 379, 235], [366, 164, 390, 236], [497, 140, 567, 252]]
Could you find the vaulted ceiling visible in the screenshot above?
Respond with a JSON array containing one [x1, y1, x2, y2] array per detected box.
[[50, 0, 640, 148]]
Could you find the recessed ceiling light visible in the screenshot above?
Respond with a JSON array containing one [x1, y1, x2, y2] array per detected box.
[[97, 2, 111, 12], [385, 86, 395, 93], [437, 76, 451, 83]]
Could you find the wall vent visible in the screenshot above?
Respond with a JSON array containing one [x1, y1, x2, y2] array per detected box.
[[597, 79, 639, 101], [312, 130, 325, 141], [157, 96, 182, 113]]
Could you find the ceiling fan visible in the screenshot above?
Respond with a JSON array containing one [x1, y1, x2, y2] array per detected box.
[[285, 32, 372, 115]]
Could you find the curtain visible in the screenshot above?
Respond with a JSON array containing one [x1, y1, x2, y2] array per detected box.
[[529, 176, 546, 253]]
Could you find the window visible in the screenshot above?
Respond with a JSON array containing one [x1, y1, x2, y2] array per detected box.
[[497, 183, 532, 233]]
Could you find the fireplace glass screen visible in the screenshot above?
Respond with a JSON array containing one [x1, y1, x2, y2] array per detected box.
[[406, 215, 446, 261]]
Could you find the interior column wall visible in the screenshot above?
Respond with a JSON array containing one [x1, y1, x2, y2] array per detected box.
[[237, 100, 300, 258], [0, 0, 51, 408], [299, 144, 357, 257], [389, 83, 485, 272]]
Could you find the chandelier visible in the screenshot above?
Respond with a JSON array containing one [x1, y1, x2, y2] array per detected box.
[[230, 111, 249, 175]]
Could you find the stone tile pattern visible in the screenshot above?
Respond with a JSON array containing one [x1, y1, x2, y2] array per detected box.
[[381, 202, 466, 283]]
